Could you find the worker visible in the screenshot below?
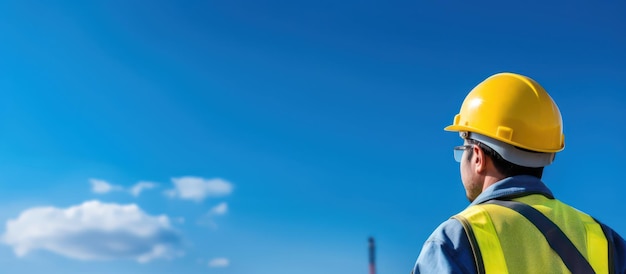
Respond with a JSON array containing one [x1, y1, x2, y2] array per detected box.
[[412, 73, 626, 273]]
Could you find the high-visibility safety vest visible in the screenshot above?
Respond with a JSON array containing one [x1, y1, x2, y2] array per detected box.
[[453, 194, 615, 274]]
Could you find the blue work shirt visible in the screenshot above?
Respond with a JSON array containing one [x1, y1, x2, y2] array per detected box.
[[412, 175, 626, 273]]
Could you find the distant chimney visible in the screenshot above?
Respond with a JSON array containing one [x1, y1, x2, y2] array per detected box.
[[368, 237, 376, 274]]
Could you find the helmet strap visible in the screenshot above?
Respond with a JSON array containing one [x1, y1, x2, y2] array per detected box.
[[461, 132, 555, 167]]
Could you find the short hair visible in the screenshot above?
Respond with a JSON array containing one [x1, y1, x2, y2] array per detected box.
[[466, 139, 544, 179]]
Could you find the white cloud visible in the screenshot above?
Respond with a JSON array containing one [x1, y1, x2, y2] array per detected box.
[[209, 202, 228, 216], [90, 179, 158, 197], [130, 181, 158, 197], [166, 177, 233, 202], [208, 257, 229, 268], [197, 203, 228, 230], [89, 179, 122, 194], [2, 200, 183, 263]]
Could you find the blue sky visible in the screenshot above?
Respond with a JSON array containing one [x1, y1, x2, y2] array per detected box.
[[0, 1, 625, 273]]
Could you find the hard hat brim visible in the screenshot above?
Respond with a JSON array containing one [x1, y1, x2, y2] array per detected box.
[[444, 125, 564, 153]]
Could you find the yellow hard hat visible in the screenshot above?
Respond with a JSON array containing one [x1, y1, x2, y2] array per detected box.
[[445, 72, 564, 153]]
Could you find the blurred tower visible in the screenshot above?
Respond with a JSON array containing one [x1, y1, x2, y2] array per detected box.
[[368, 237, 376, 274]]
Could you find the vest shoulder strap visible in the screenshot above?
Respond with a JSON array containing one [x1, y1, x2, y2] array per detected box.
[[595, 218, 616, 274], [485, 199, 595, 274]]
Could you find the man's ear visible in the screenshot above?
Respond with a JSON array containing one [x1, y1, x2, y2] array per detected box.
[[473, 145, 487, 174]]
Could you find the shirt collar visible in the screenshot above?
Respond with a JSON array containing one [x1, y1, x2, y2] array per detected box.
[[469, 175, 554, 206]]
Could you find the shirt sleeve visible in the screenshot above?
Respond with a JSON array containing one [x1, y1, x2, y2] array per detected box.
[[610, 228, 626, 273], [412, 218, 476, 274]]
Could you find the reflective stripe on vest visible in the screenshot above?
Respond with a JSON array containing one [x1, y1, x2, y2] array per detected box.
[[452, 194, 609, 274]]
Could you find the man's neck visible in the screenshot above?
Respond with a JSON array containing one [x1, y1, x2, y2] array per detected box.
[[482, 174, 505, 192]]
